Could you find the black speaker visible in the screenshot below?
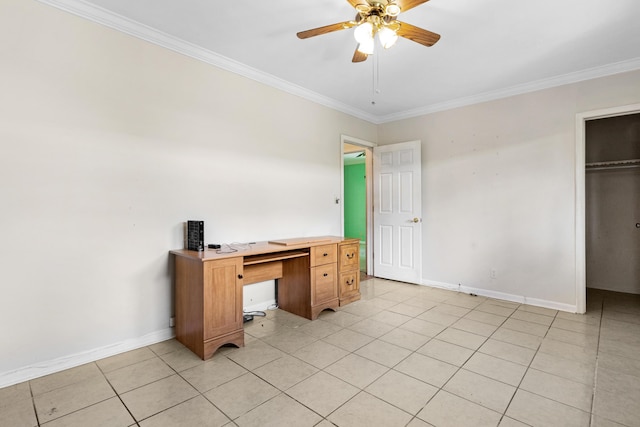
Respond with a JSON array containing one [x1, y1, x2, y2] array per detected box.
[[187, 220, 204, 251]]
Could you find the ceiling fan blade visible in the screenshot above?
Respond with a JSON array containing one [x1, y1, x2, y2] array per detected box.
[[396, 0, 431, 13], [352, 45, 368, 63], [396, 21, 440, 46], [297, 21, 355, 39]]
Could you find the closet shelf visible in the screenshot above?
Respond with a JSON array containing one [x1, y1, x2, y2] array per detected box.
[[586, 159, 640, 171]]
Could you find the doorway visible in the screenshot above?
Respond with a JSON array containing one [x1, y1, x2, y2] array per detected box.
[[585, 113, 640, 294], [341, 135, 375, 275], [575, 103, 640, 313]]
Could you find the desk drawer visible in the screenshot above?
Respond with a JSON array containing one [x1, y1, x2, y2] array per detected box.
[[311, 244, 337, 267], [339, 271, 359, 296], [243, 261, 283, 285], [339, 243, 359, 271], [311, 263, 338, 305]]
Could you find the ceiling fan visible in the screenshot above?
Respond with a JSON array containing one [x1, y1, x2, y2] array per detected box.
[[297, 0, 441, 63]]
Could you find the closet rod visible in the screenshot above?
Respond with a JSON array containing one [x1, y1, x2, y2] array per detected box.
[[586, 159, 640, 171]]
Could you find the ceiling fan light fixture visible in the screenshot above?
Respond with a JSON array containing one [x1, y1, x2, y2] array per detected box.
[[377, 26, 398, 49], [355, 4, 371, 14], [385, 4, 401, 17], [357, 37, 375, 55], [353, 21, 374, 44]]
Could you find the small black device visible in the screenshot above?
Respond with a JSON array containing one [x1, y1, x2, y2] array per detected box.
[[187, 220, 204, 251], [208, 244, 221, 249]]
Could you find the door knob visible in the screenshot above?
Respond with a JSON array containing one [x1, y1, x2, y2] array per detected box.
[[636, 223, 640, 228], [411, 217, 421, 223]]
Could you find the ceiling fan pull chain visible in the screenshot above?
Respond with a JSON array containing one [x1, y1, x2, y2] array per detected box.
[[376, 52, 381, 94], [371, 52, 377, 105], [371, 50, 381, 105]]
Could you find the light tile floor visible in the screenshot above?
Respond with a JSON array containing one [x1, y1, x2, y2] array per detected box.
[[2, 279, 640, 426]]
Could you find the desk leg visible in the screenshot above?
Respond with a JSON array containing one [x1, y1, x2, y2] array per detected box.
[[278, 257, 311, 319], [202, 330, 244, 360]]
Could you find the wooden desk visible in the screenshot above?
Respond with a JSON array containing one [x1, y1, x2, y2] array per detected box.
[[170, 236, 360, 360]]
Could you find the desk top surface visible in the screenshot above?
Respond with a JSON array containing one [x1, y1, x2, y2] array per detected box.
[[170, 236, 358, 262]]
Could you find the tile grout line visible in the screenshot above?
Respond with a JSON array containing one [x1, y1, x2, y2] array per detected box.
[[588, 295, 605, 427], [96, 361, 141, 426], [28, 380, 41, 427], [497, 305, 555, 425]]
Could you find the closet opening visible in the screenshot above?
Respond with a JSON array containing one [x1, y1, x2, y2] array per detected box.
[[585, 113, 640, 299]]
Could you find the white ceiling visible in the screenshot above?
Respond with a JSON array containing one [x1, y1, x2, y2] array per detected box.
[[43, 0, 640, 123]]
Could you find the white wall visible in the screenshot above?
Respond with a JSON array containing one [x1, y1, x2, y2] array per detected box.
[[0, 0, 376, 385], [378, 69, 640, 310]]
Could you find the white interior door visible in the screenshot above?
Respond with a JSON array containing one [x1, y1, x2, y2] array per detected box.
[[373, 141, 422, 284]]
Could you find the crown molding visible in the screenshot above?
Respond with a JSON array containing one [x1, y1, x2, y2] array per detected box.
[[36, 0, 640, 125], [377, 56, 640, 123], [36, 0, 380, 124]]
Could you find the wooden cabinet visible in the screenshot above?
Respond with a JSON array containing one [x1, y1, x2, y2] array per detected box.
[[338, 240, 361, 306], [202, 258, 243, 343], [309, 244, 339, 319], [175, 256, 244, 360]]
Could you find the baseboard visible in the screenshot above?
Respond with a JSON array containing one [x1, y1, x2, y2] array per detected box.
[[522, 296, 578, 313], [421, 280, 460, 292], [0, 328, 175, 389], [587, 284, 640, 296], [421, 279, 578, 313], [243, 299, 277, 313]]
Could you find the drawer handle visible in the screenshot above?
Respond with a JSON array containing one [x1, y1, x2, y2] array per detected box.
[[323, 253, 328, 257], [238, 274, 243, 279], [346, 253, 355, 259], [323, 273, 328, 277], [346, 279, 354, 285]]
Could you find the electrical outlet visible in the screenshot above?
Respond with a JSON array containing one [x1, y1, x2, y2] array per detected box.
[[169, 317, 175, 327], [490, 269, 497, 279]]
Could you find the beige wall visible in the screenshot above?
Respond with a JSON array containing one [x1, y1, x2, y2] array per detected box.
[[0, 0, 376, 383], [378, 69, 640, 309]]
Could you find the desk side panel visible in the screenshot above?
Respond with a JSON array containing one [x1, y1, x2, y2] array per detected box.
[[174, 256, 204, 357], [278, 257, 311, 319]]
